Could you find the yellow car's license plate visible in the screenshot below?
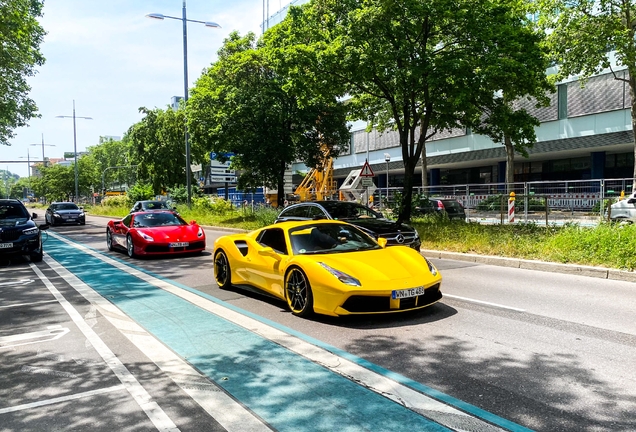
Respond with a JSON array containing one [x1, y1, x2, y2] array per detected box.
[[169, 242, 189, 247], [392, 287, 425, 299]]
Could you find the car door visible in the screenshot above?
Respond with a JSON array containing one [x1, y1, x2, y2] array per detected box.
[[243, 228, 288, 298], [111, 214, 132, 248]]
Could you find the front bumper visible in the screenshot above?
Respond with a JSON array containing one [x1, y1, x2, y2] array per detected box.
[[0, 231, 41, 256], [51, 215, 85, 225]]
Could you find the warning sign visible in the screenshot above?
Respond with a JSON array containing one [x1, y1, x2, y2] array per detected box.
[[360, 161, 374, 177]]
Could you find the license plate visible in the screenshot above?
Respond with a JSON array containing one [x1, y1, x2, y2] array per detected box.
[[169, 242, 189, 248], [392, 286, 425, 299], [0, 243, 13, 249], [63, 215, 74, 218]]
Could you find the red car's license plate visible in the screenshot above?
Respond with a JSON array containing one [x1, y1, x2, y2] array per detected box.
[[169, 242, 189, 247]]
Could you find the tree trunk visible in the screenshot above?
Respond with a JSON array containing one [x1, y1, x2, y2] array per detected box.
[[504, 135, 515, 193]]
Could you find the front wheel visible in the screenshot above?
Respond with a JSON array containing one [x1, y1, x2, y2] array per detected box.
[[106, 229, 114, 251], [126, 234, 136, 258], [214, 250, 231, 289], [285, 267, 314, 317]]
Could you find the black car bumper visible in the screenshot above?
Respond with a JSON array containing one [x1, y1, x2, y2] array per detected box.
[[0, 232, 41, 256], [50, 215, 85, 225]]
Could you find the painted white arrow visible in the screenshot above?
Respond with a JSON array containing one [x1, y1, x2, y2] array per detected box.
[[0, 279, 35, 287]]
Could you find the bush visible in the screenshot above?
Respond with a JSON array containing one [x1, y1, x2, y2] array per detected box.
[[101, 195, 132, 208], [127, 182, 154, 203], [191, 196, 235, 215]]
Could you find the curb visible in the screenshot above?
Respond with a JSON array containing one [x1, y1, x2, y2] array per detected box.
[[422, 249, 636, 283]]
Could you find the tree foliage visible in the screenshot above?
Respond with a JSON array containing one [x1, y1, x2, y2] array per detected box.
[[126, 107, 189, 195], [0, 0, 45, 145], [537, 0, 636, 188], [267, 0, 552, 222], [188, 31, 350, 207]]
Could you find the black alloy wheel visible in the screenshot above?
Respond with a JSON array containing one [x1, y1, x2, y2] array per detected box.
[[30, 236, 43, 262], [285, 267, 314, 317], [214, 250, 231, 289]]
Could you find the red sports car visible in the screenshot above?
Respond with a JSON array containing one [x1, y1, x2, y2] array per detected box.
[[106, 211, 206, 258]]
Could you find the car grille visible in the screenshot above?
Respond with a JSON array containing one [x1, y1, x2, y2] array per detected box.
[[0, 230, 21, 241], [341, 284, 442, 313], [380, 231, 418, 247], [145, 241, 205, 253]]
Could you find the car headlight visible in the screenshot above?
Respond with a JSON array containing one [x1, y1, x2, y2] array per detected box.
[[22, 227, 39, 236], [319, 262, 361, 286], [424, 257, 438, 276], [414, 230, 420, 239], [79, 212, 85, 217], [197, 227, 204, 237], [53, 212, 61, 218], [138, 232, 154, 242]]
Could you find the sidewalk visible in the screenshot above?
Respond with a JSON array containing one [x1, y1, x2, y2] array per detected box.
[[422, 249, 636, 283]]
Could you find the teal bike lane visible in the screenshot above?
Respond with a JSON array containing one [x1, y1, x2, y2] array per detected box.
[[44, 234, 533, 432]]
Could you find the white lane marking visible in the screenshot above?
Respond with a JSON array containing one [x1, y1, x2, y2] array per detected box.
[[43, 249, 272, 432], [0, 385, 126, 414], [0, 279, 34, 287], [0, 327, 70, 348], [50, 233, 506, 432], [0, 300, 58, 309], [443, 294, 526, 312], [29, 262, 180, 432]]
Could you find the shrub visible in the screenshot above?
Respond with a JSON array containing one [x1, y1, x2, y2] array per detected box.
[[101, 195, 132, 208]]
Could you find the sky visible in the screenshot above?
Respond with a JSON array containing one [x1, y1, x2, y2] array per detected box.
[[4, 0, 290, 178]]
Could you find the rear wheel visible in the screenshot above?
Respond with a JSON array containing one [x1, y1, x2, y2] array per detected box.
[[126, 234, 136, 258], [285, 267, 314, 317], [214, 250, 231, 289]]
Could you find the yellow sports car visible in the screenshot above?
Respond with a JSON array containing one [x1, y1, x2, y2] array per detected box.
[[213, 220, 442, 317]]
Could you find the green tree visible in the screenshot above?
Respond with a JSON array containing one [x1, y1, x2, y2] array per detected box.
[[85, 137, 135, 193], [0, 0, 45, 145], [267, 0, 552, 222], [127, 107, 188, 195], [32, 163, 74, 202], [537, 0, 636, 189], [188, 31, 350, 207]]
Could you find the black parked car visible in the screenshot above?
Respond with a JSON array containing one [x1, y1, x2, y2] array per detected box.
[[275, 201, 421, 250], [0, 199, 49, 262], [415, 198, 466, 220], [45, 202, 86, 226]]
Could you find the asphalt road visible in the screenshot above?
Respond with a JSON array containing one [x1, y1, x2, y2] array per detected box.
[[1, 213, 634, 431]]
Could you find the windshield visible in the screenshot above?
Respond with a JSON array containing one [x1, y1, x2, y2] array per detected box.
[[289, 223, 380, 255], [53, 203, 79, 211], [0, 203, 29, 220], [142, 201, 170, 210], [132, 212, 186, 228], [320, 202, 382, 220]]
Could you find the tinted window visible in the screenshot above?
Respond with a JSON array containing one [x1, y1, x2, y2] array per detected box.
[[53, 203, 79, 211], [257, 228, 288, 254], [289, 223, 379, 254], [143, 201, 170, 210], [133, 212, 186, 227], [0, 203, 29, 220], [122, 215, 132, 228], [320, 202, 381, 220], [306, 206, 328, 219], [279, 206, 309, 219]]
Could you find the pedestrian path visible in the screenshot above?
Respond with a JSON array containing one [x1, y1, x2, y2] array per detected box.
[[44, 233, 533, 432]]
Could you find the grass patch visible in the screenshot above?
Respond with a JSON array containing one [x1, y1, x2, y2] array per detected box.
[[85, 201, 635, 271]]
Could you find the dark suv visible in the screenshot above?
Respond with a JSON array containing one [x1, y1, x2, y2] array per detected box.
[[0, 199, 49, 262], [415, 198, 466, 220], [275, 201, 421, 250]]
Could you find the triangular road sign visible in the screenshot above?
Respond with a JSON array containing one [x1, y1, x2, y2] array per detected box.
[[360, 160, 374, 177]]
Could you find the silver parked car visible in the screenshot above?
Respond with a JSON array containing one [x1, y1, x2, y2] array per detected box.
[[607, 193, 636, 222]]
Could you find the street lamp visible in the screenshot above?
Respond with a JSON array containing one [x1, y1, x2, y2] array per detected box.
[[384, 153, 391, 210], [56, 100, 92, 203], [18, 149, 32, 200], [146, 1, 221, 207], [30, 134, 56, 168]]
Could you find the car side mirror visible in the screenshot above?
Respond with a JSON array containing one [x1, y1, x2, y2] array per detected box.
[[189, 220, 197, 225], [258, 247, 281, 259], [32, 212, 38, 219], [39, 223, 50, 230], [628, 198, 636, 204], [377, 238, 388, 248]]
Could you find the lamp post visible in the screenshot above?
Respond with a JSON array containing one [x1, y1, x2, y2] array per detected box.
[[30, 134, 55, 168], [18, 150, 32, 200], [384, 153, 390, 210], [146, 1, 221, 207], [56, 100, 92, 203]]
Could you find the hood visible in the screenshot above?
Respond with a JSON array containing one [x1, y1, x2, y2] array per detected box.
[[0, 218, 34, 229], [349, 218, 415, 235], [311, 247, 433, 287], [138, 224, 202, 241]]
